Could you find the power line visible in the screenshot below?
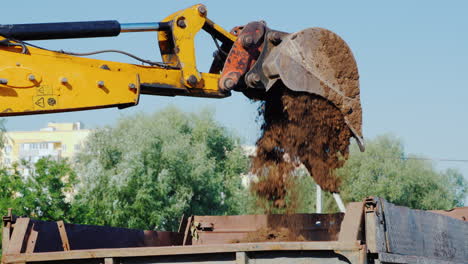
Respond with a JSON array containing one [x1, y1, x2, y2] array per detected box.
[[368, 155, 468, 163]]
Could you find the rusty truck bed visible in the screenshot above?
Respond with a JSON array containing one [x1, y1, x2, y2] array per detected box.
[[2, 197, 467, 264]]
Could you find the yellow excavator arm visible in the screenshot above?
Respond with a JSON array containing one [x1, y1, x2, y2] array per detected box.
[[0, 4, 363, 147], [0, 4, 234, 115]]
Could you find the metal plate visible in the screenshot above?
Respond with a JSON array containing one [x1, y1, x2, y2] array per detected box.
[[262, 28, 364, 150], [377, 198, 468, 263], [192, 213, 344, 245]]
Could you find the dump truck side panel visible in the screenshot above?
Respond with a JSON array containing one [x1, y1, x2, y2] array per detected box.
[[3, 198, 467, 264], [365, 197, 468, 264]]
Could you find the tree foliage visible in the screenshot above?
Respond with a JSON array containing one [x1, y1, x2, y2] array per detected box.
[[337, 134, 467, 210], [0, 158, 77, 255], [0, 113, 466, 258], [72, 107, 249, 231], [247, 134, 467, 214], [20, 159, 77, 220], [0, 158, 77, 219]]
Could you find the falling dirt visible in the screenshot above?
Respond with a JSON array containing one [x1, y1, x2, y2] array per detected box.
[[244, 28, 359, 242], [251, 84, 352, 211]]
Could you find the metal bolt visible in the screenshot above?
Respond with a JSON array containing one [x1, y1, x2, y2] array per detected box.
[[61, 77, 68, 84], [0, 78, 8, 85], [97, 81, 105, 87], [247, 73, 261, 85], [198, 5, 207, 16], [177, 17, 186, 28], [28, 74, 36, 81], [269, 32, 282, 45], [187, 75, 198, 86], [128, 83, 136, 90], [223, 78, 235, 90], [100, 64, 110, 70], [242, 35, 254, 48]]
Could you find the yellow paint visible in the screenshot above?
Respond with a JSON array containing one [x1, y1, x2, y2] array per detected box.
[[206, 18, 237, 42], [159, 4, 237, 88], [169, 4, 206, 87], [0, 4, 237, 117]]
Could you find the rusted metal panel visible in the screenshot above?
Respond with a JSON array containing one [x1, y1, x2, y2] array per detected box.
[[365, 197, 387, 254], [24, 224, 38, 254], [218, 21, 265, 92], [378, 198, 468, 263], [430, 207, 468, 221], [338, 202, 364, 242], [8, 218, 182, 253], [6, 217, 30, 255], [192, 213, 344, 245], [1, 209, 13, 254], [56, 221, 70, 251], [2, 241, 361, 263], [183, 216, 193, 246]]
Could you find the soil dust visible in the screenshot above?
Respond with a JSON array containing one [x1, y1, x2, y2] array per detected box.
[[244, 85, 351, 242], [251, 84, 352, 209]]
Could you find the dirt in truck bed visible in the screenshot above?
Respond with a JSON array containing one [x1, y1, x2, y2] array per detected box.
[[251, 85, 352, 210]]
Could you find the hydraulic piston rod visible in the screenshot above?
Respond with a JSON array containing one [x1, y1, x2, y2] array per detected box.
[[0, 21, 171, 41]]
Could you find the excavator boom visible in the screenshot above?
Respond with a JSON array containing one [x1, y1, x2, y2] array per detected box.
[[0, 4, 363, 146]]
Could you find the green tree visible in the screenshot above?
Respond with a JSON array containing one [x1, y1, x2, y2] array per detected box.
[[72, 107, 249, 231], [0, 157, 77, 256], [247, 134, 467, 214], [18, 158, 77, 220], [337, 134, 467, 210]]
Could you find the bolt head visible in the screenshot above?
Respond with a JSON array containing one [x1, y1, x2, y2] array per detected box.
[[61, 77, 68, 84], [97, 81, 105, 87], [28, 74, 36, 81], [177, 18, 186, 28], [187, 75, 198, 86], [223, 78, 235, 90], [269, 32, 282, 45], [247, 73, 261, 85], [198, 5, 207, 16], [242, 35, 254, 48], [128, 83, 136, 89]]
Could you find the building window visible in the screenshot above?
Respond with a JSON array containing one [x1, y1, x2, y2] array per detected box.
[[39, 143, 48, 149], [74, 144, 81, 151], [62, 144, 67, 152], [4, 145, 12, 154]]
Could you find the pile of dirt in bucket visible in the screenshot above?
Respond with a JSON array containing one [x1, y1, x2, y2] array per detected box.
[[250, 85, 352, 210]]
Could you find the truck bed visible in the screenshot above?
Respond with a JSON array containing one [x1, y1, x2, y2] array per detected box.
[[2, 197, 467, 264]]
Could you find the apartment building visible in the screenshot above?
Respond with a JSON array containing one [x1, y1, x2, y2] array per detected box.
[[2, 122, 91, 166]]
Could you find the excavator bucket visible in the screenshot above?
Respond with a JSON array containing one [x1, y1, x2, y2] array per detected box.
[[262, 28, 364, 150], [219, 23, 363, 150]]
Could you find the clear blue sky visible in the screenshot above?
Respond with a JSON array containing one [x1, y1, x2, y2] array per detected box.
[[2, 1, 468, 199]]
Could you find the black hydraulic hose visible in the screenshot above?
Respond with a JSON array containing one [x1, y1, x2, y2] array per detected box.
[[0, 20, 121, 40]]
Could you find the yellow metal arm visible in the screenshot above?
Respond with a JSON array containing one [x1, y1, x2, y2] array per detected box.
[[0, 4, 236, 116]]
